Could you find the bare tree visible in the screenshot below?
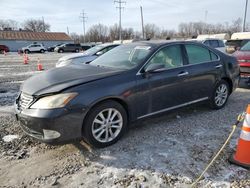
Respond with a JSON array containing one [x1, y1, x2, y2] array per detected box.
[[85, 23, 108, 43], [109, 24, 119, 41], [70, 32, 80, 43], [122, 28, 134, 40], [23, 19, 50, 32], [144, 24, 160, 39], [0, 19, 19, 30]]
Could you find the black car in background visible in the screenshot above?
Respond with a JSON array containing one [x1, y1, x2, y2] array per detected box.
[[47, 43, 64, 52], [15, 41, 239, 147], [54, 43, 81, 53]]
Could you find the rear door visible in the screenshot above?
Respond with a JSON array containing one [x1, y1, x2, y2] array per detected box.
[[182, 43, 223, 100]]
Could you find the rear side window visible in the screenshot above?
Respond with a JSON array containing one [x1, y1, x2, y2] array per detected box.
[[209, 40, 219, 48], [218, 40, 225, 47], [185, 44, 218, 64]]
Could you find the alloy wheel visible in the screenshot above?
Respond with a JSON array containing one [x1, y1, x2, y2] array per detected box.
[[92, 108, 123, 143], [214, 84, 228, 107]]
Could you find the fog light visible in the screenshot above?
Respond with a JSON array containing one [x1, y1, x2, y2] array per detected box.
[[43, 129, 61, 140]]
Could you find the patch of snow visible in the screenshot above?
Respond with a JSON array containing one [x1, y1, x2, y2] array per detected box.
[[2, 135, 19, 142]]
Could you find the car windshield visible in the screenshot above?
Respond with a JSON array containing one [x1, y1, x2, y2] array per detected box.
[[240, 41, 250, 51], [90, 44, 152, 70], [83, 45, 104, 55]]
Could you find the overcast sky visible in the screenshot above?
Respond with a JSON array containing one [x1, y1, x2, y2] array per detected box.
[[0, 0, 249, 34]]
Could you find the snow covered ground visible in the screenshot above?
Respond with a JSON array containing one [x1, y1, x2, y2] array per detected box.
[[0, 53, 249, 187]]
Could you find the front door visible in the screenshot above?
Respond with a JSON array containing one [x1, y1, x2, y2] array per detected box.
[[138, 44, 194, 115]]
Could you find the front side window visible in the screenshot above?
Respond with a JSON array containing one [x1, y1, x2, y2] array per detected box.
[[146, 45, 183, 69], [185, 44, 214, 64]]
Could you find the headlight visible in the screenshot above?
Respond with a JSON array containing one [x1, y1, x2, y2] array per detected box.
[[30, 93, 78, 109]]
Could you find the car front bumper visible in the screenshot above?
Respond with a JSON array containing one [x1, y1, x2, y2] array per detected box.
[[14, 102, 86, 143]]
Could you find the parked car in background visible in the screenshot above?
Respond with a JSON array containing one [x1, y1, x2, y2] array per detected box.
[[47, 43, 64, 52], [225, 39, 250, 54], [0, 45, 9, 54], [56, 43, 119, 67], [54, 43, 81, 53], [190, 39, 226, 53], [81, 45, 92, 51], [21, 43, 46, 53], [232, 41, 250, 79], [15, 41, 239, 147]]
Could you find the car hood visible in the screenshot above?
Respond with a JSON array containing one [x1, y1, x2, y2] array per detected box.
[[233, 50, 250, 60], [21, 64, 123, 96]]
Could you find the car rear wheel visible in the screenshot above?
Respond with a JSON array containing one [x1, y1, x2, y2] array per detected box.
[[83, 100, 127, 148], [210, 80, 229, 109], [24, 50, 30, 54], [75, 49, 79, 53], [40, 49, 45, 53], [59, 49, 64, 53]]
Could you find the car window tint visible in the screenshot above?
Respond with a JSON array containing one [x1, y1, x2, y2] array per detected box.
[[210, 51, 219, 61], [209, 40, 219, 48], [185, 44, 211, 64], [204, 41, 210, 46], [218, 40, 225, 47], [147, 45, 183, 69]]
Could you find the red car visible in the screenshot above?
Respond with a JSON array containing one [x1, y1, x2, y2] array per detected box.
[[233, 41, 250, 79], [0, 45, 9, 54]]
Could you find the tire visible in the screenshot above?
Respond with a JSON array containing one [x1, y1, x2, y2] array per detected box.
[[209, 80, 230, 109], [24, 50, 30, 54], [40, 49, 45, 53], [0, 50, 3, 54], [83, 100, 128, 148], [59, 49, 64, 53], [75, 49, 79, 53]]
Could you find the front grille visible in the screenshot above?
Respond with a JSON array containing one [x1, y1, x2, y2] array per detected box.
[[18, 92, 33, 109]]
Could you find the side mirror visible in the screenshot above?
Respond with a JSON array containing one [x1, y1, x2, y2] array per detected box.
[[144, 63, 165, 73], [96, 51, 104, 56]]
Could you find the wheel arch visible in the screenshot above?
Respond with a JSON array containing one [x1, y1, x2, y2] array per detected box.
[[221, 77, 233, 94], [81, 97, 130, 134]]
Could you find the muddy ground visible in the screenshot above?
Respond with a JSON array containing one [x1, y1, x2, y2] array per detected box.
[[0, 53, 250, 188]]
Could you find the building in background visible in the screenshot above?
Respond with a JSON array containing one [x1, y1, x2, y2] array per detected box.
[[0, 30, 73, 51]]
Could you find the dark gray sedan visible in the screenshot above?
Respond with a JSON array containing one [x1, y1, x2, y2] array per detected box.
[[14, 41, 239, 147]]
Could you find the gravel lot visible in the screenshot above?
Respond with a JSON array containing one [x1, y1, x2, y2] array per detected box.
[[0, 53, 250, 188]]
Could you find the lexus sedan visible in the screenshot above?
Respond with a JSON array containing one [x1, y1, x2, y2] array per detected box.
[[56, 43, 119, 67], [15, 41, 239, 148]]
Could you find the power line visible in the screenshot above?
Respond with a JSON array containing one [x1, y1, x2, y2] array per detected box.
[[114, 0, 126, 41], [80, 10, 87, 43]]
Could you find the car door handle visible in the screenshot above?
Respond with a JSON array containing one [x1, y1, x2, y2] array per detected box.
[[178, 71, 189, 77], [215, 64, 223, 69]]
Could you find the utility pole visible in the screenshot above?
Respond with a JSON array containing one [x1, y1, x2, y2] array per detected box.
[[140, 6, 145, 39], [80, 10, 87, 43], [67, 26, 69, 35], [243, 0, 249, 32], [114, 0, 126, 41]]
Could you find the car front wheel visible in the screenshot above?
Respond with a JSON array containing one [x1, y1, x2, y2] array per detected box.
[[40, 49, 45, 53], [210, 80, 229, 109], [83, 100, 127, 148]]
